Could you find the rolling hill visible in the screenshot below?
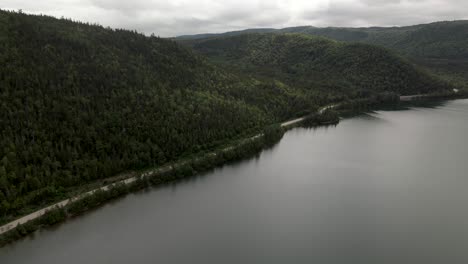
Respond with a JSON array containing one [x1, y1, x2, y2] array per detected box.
[[277, 21, 468, 60], [0, 10, 316, 220], [0, 10, 455, 223], [177, 21, 468, 88], [177, 21, 468, 60], [190, 33, 451, 97]]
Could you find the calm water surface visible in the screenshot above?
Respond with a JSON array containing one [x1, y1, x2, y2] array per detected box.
[[1, 99, 468, 264]]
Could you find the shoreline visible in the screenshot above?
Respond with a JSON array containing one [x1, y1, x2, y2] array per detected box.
[[1, 92, 465, 247], [0, 104, 335, 244]]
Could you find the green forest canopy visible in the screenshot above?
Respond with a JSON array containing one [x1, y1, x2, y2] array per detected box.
[[178, 20, 468, 60], [178, 21, 468, 88], [0, 10, 454, 221], [190, 33, 451, 97]]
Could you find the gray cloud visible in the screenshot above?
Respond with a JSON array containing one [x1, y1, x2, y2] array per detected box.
[[2, 0, 467, 37], [300, 0, 468, 27]]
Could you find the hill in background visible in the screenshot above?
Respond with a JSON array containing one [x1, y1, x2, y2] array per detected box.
[[0, 10, 317, 220], [190, 33, 451, 97], [177, 21, 468, 88], [0, 10, 456, 223]]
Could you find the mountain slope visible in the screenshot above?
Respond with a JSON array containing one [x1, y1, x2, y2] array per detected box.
[[178, 21, 468, 60], [0, 10, 318, 220], [178, 21, 468, 88], [280, 22, 468, 89], [279, 21, 468, 60], [191, 33, 451, 97]]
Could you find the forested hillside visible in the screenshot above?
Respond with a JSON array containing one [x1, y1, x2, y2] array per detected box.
[[191, 33, 450, 97], [280, 22, 468, 89], [0, 10, 317, 220], [0, 10, 455, 223], [178, 21, 468, 60], [178, 21, 468, 88], [276, 21, 468, 60]]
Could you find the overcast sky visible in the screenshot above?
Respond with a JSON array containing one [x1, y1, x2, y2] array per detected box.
[[3, 0, 468, 37]]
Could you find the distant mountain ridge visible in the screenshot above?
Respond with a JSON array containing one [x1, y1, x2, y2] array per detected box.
[[177, 20, 468, 59], [177, 20, 468, 88], [177, 28, 276, 40], [190, 33, 451, 96]]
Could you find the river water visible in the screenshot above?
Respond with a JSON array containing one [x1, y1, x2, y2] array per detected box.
[[1, 99, 468, 264]]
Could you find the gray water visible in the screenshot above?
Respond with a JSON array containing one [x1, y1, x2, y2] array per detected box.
[[1, 99, 468, 264]]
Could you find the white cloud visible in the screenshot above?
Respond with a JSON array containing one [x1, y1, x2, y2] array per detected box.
[[2, 0, 467, 37]]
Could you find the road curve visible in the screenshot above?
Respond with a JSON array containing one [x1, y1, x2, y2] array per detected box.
[[281, 104, 337, 127]]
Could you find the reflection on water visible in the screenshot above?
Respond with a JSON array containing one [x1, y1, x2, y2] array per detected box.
[[1, 99, 468, 264]]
